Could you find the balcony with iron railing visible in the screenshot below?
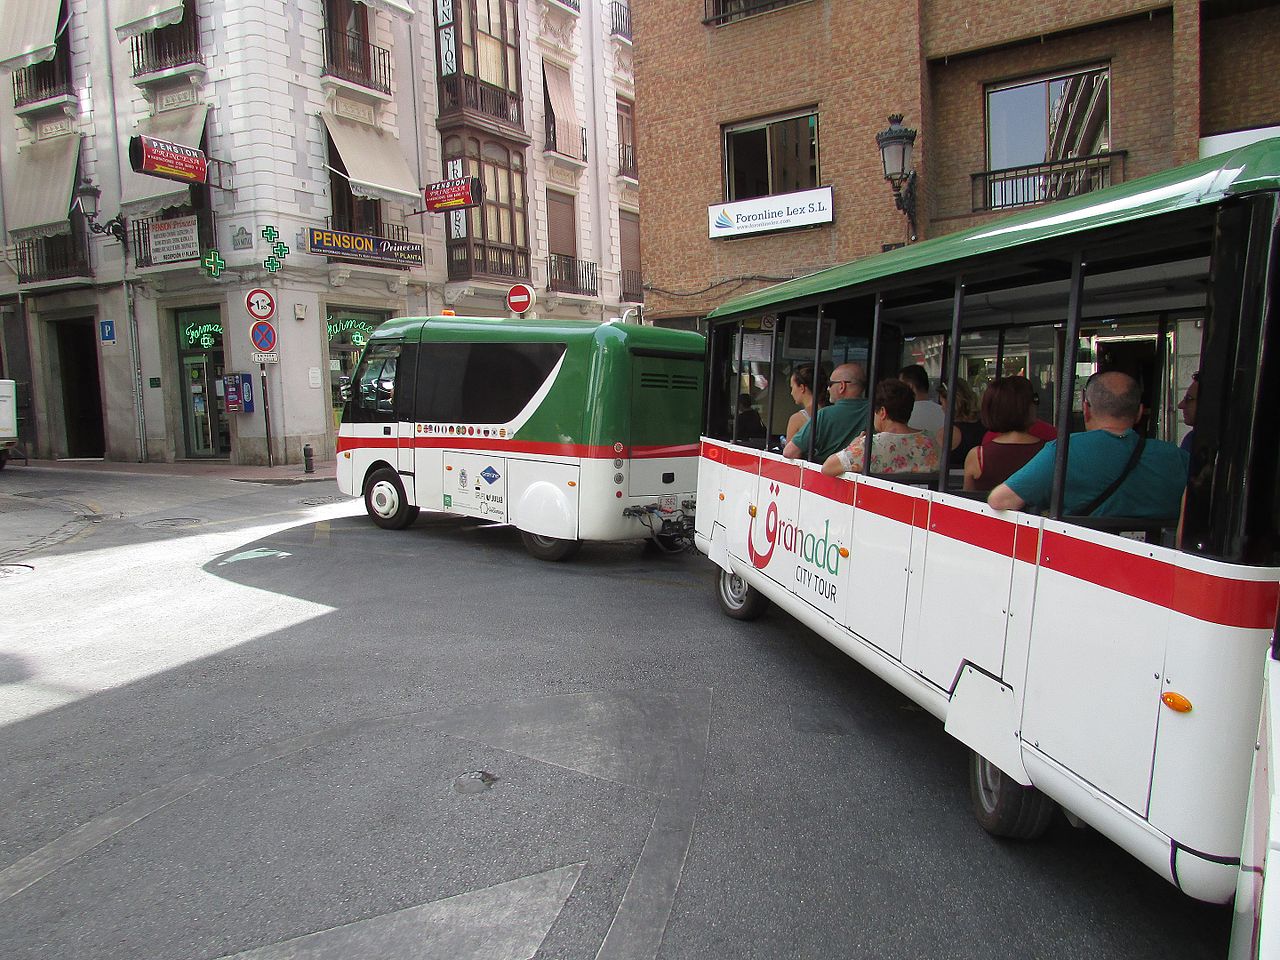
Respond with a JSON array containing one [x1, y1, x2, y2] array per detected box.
[[971, 151, 1126, 212], [546, 119, 588, 164], [446, 239, 531, 282], [621, 268, 643, 302], [13, 45, 73, 109], [131, 207, 216, 268], [16, 227, 92, 284], [439, 75, 523, 129], [618, 142, 637, 179], [703, 0, 808, 25], [322, 27, 392, 97], [545, 0, 580, 13], [548, 253, 598, 296], [610, 2, 632, 40], [131, 11, 203, 78]]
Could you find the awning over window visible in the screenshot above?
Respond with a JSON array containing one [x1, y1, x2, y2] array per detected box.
[[0, 0, 63, 73], [120, 104, 209, 216], [321, 113, 420, 206], [355, 0, 415, 18], [4, 134, 81, 239], [543, 62, 580, 131], [113, 0, 185, 42]]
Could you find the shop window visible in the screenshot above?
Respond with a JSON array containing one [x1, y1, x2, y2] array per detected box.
[[723, 110, 818, 201], [414, 341, 566, 423]]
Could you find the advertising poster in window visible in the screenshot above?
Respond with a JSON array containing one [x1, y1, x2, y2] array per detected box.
[[149, 215, 201, 264], [708, 186, 834, 239]]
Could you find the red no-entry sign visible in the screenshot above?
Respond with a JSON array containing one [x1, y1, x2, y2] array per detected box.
[[506, 283, 535, 314]]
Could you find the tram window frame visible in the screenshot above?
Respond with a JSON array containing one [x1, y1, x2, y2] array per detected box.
[[413, 341, 567, 424], [346, 341, 402, 424]]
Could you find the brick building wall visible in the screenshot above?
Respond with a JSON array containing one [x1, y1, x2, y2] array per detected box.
[[922, 0, 1166, 58], [1202, 5, 1280, 137]]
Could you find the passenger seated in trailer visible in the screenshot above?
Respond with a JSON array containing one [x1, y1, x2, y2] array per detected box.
[[945, 379, 985, 468], [987, 371, 1189, 518], [963, 377, 1046, 492], [898, 364, 945, 444], [735, 393, 767, 441], [822, 379, 939, 477], [784, 364, 829, 445], [784, 361, 869, 462]]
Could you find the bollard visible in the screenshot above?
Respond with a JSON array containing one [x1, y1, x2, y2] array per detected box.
[[303, 443, 314, 474]]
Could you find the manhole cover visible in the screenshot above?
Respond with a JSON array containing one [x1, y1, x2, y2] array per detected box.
[[0, 564, 35, 578], [452, 771, 499, 795], [299, 496, 349, 506], [140, 517, 202, 528]]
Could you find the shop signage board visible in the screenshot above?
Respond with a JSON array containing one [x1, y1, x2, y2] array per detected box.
[[307, 227, 424, 268], [424, 176, 483, 212], [148, 215, 200, 264], [506, 283, 535, 314], [128, 135, 209, 185], [707, 186, 834, 239]]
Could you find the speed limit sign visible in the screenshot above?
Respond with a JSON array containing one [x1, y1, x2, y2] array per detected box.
[[246, 288, 276, 322]]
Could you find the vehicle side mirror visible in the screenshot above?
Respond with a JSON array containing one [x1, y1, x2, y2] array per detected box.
[[338, 376, 351, 402]]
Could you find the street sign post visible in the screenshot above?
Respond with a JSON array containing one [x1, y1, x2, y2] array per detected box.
[[506, 283, 536, 315]]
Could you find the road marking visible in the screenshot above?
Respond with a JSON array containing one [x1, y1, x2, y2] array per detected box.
[[217, 547, 293, 565], [313, 520, 330, 544], [217, 864, 583, 960]]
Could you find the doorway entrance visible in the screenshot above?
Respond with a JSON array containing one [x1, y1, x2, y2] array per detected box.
[[56, 318, 104, 457], [175, 307, 229, 458]]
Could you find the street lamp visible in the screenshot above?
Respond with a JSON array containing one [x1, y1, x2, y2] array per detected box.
[[876, 114, 918, 242], [74, 177, 127, 246]]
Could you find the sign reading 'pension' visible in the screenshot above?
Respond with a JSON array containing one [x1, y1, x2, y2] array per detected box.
[[424, 176, 483, 212], [307, 228, 424, 267], [128, 135, 208, 185], [708, 186, 834, 239]]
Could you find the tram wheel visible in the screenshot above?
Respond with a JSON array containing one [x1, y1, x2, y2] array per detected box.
[[969, 751, 1056, 840], [716, 567, 768, 621], [520, 530, 582, 562], [364, 467, 419, 530]]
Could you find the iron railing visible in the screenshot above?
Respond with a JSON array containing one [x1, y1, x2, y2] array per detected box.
[[972, 151, 1126, 212], [610, 2, 632, 39], [15, 229, 91, 284], [322, 27, 392, 96], [131, 207, 216, 267], [621, 269, 643, 302], [439, 75, 523, 128], [446, 239, 531, 281], [618, 142, 637, 178], [131, 9, 203, 76], [326, 216, 409, 242], [703, 0, 807, 25], [549, 0, 580, 11], [548, 253, 598, 296], [12, 45, 72, 107], [546, 120, 587, 162]]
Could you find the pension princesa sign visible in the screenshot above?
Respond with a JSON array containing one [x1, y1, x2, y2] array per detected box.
[[307, 228, 424, 268]]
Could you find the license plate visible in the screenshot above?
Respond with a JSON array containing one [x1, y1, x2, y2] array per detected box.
[[659, 494, 678, 511]]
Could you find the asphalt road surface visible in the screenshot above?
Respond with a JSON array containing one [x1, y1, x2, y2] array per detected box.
[[0, 466, 1232, 959]]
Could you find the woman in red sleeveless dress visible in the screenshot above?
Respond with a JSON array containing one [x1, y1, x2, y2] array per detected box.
[[964, 377, 1047, 492]]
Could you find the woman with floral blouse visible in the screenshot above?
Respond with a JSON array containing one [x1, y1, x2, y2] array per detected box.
[[822, 379, 939, 477]]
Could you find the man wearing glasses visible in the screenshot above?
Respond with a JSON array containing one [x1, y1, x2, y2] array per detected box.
[[784, 362, 869, 462]]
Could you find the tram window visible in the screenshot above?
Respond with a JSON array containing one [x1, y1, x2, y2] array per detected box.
[[415, 341, 567, 424], [346, 342, 400, 424]]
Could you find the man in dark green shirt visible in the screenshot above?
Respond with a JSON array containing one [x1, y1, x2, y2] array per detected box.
[[784, 362, 870, 462]]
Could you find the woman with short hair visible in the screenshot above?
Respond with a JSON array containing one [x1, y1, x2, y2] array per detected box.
[[963, 376, 1046, 491], [822, 379, 938, 476]]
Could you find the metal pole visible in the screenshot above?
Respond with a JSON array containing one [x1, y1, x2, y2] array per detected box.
[[1150, 312, 1169, 438], [763, 318, 778, 449], [939, 277, 965, 490], [1049, 252, 1086, 519], [732, 319, 744, 445], [995, 326, 1006, 382], [260, 361, 273, 467], [862, 293, 882, 475], [805, 304, 824, 463]]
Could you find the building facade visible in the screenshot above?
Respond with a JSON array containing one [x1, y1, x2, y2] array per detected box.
[[0, 0, 641, 465], [632, 0, 1280, 325]]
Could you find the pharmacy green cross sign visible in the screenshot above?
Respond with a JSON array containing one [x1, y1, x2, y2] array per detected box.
[[261, 225, 279, 244], [202, 249, 225, 278]]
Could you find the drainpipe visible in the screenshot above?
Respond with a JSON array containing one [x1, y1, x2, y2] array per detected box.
[[584, 0, 608, 312]]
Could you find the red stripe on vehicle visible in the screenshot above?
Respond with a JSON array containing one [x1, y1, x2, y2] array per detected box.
[[929, 501, 1016, 556], [633, 443, 701, 459], [701, 440, 725, 462], [1013, 525, 1040, 565], [724, 447, 762, 474], [855, 482, 916, 526], [761, 458, 802, 488], [802, 471, 856, 505], [1040, 531, 1280, 629], [337, 436, 397, 452], [340, 435, 697, 460]]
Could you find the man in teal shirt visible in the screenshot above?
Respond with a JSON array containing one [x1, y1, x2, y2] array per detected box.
[[784, 362, 870, 462], [988, 371, 1188, 517]]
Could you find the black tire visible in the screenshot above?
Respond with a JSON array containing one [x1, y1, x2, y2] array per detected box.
[[520, 530, 582, 562], [716, 567, 768, 621], [969, 751, 1056, 840], [364, 467, 418, 530], [0, 451, 7, 470]]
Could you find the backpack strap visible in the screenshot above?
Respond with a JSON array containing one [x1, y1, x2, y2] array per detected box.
[[1081, 434, 1147, 517]]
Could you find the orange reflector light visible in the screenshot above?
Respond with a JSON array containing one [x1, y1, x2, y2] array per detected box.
[[748, 505, 757, 517], [343, 451, 351, 459], [839, 547, 849, 558], [445, 465, 452, 470], [442, 309, 456, 315], [567, 481, 576, 487], [718, 493, 725, 501], [1161, 692, 1193, 713]]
